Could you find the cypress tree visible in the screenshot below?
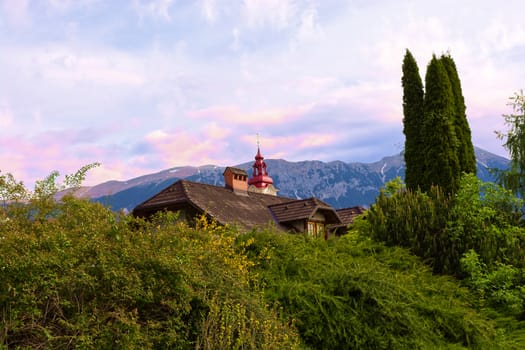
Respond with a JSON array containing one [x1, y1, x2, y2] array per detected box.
[[402, 49, 425, 190], [421, 55, 460, 194], [440, 54, 476, 174]]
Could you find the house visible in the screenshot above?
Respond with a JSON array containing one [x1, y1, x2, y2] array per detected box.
[[132, 147, 363, 237]]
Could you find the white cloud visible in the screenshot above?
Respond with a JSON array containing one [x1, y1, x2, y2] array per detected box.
[[231, 27, 240, 51], [45, 0, 99, 13], [241, 0, 296, 29], [294, 5, 323, 44], [200, 0, 217, 23], [482, 18, 525, 55], [145, 129, 168, 141], [132, 0, 175, 22], [5, 44, 145, 87]]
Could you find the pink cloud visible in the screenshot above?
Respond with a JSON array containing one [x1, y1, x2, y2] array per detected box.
[[143, 128, 232, 167], [0, 134, 99, 187], [0, 123, 238, 189], [0, 130, 136, 188], [203, 122, 231, 139]]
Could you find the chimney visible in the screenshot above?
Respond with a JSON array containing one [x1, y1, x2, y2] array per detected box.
[[223, 167, 248, 196]]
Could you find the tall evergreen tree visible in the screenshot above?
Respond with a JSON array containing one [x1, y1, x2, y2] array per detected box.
[[421, 55, 460, 194], [440, 54, 477, 174], [402, 49, 425, 190]]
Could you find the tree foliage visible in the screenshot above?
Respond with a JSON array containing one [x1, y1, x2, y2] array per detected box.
[[440, 54, 477, 175], [0, 171, 27, 205], [421, 55, 461, 194], [32, 162, 101, 200], [402, 51, 475, 194], [495, 90, 525, 197], [402, 49, 425, 191]]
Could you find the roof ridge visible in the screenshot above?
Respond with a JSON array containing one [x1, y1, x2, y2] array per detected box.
[[179, 179, 191, 200], [267, 198, 306, 208], [311, 197, 332, 207]]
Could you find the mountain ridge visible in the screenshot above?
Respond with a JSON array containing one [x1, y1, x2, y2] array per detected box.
[[89, 146, 509, 212]]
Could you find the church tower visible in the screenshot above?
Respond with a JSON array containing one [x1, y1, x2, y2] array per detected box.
[[248, 145, 278, 196]]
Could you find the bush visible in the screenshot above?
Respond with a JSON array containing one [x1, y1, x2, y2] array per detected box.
[[461, 250, 525, 318], [365, 174, 525, 275], [0, 197, 300, 349], [365, 184, 454, 273], [237, 230, 516, 349]]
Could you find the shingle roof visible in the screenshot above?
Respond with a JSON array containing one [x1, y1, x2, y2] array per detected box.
[[334, 206, 366, 225], [132, 180, 294, 230], [268, 197, 342, 225]]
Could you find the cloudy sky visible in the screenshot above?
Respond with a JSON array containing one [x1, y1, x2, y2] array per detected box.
[[1, 0, 524, 187]]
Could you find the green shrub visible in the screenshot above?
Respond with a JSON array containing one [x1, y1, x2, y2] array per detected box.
[[461, 250, 525, 318], [446, 174, 525, 270], [365, 183, 454, 273], [365, 174, 525, 275], [0, 198, 300, 349], [237, 230, 516, 349]]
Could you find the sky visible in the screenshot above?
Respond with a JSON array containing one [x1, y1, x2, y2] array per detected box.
[[1, 0, 524, 187]]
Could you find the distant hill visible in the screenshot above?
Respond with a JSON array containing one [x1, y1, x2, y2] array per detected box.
[[90, 147, 509, 212]]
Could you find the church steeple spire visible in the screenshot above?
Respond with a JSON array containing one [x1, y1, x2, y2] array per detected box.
[[247, 137, 278, 195]]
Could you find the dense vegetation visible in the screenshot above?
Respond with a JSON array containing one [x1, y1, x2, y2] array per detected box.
[[239, 229, 522, 349], [0, 197, 299, 349], [365, 174, 525, 340], [2, 169, 525, 349]]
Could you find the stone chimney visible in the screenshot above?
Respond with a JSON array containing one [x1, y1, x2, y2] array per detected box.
[[223, 167, 248, 196]]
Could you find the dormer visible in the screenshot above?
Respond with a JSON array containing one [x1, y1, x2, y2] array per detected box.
[[223, 167, 248, 196]]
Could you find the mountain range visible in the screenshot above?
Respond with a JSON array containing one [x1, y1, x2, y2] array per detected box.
[[86, 147, 509, 212]]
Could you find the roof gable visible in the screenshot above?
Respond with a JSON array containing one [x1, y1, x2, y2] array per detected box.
[[268, 197, 342, 225], [133, 180, 189, 211], [336, 206, 366, 225]]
